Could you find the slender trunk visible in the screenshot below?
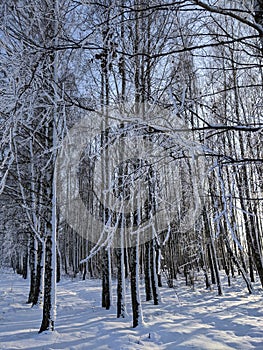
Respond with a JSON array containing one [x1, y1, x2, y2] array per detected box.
[[39, 164, 57, 332], [130, 237, 143, 328], [150, 241, 160, 305], [144, 241, 152, 301], [32, 240, 44, 306], [27, 235, 37, 303], [101, 249, 111, 310]]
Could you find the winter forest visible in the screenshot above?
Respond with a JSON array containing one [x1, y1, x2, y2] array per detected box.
[[0, 0, 263, 349]]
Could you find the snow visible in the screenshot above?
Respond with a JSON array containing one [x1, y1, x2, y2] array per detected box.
[[0, 270, 263, 350]]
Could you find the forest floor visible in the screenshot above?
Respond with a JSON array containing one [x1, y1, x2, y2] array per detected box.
[[0, 268, 263, 350]]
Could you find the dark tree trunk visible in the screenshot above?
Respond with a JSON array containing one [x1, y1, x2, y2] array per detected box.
[[39, 235, 54, 333], [32, 240, 43, 306], [82, 264, 87, 281], [144, 241, 152, 301], [56, 247, 61, 283], [116, 247, 126, 318], [150, 242, 160, 305], [27, 235, 36, 303], [22, 251, 28, 279], [101, 249, 111, 310], [129, 244, 142, 328], [156, 245, 162, 287]]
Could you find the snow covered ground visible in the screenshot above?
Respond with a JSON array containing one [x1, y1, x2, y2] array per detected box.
[[0, 269, 263, 350]]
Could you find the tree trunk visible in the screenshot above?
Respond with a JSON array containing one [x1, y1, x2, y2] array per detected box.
[[101, 249, 111, 310], [130, 241, 143, 328], [27, 235, 36, 303], [39, 229, 56, 333], [144, 241, 152, 301], [32, 240, 44, 307], [150, 241, 160, 305]]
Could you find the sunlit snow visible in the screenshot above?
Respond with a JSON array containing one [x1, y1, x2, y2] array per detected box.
[[0, 270, 262, 350]]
